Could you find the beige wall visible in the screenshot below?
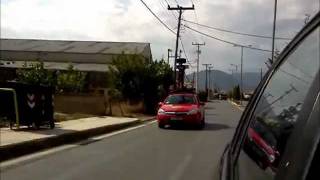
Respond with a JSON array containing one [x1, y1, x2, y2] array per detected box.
[[54, 94, 144, 116], [54, 94, 107, 115]]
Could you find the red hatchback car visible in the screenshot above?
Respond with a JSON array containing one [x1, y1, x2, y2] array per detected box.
[[157, 93, 205, 129]]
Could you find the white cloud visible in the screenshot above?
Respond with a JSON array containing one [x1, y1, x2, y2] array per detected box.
[[1, 0, 319, 74]]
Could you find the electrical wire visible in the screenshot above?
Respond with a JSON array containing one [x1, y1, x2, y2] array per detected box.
[[182, 19, 292, 40], [163, 0, 178, 19], [158, 0, 177, 26], [173, 0, 179, 5], [184, 25, 272, 52], [140, 0, 176, 35], [180, 37, 196, 68]]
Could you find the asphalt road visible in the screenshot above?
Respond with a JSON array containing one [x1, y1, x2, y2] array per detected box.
[[1, 100, 242, 180]]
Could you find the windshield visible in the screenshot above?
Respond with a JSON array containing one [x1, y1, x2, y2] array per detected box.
[[0, 1, 318, 180], [164, 95, 196, 104]]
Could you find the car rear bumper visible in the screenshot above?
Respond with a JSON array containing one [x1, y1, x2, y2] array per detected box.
[[157, 113, 202, 125]]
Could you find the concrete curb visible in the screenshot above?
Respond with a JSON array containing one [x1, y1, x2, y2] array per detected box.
[[138, 116, 156, 123], [0, 120, 141, 162], [228, 100, 244, 112]]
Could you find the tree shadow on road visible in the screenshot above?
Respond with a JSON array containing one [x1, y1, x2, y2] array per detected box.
[[206, 113, 218, 116], [203, 122, 230, 131], [166, 122, 230, 131]]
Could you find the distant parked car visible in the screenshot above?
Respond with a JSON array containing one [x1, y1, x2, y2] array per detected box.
[[243, 92, 253, 100], [218, 93, 228, 100], [218, 12, 319, 180], [157, 92, 205, 129]]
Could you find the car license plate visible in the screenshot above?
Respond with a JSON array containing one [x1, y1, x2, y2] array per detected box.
[[170, 117, 183, 120]]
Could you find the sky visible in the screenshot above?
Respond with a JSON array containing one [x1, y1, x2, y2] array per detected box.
[[1, 0, 319, 74]]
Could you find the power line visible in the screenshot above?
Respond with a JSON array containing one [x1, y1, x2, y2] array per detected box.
[[158, 0, 177, 23], [164, 0, 170, 5], [179, 37, 195, 68], [184, 25, 272, 52], [139, 0, 176, 34], [173, 0, 179, 5], [182, 19, 292, 40], [163, 0, 178, 19]]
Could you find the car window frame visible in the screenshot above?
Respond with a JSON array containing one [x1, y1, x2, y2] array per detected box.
[[275, 74, 320, 180], [228, 12, 320, 180]]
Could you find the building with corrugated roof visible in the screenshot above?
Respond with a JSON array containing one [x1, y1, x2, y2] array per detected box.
[[0, 38, 152, 90], [0, 38, 152, 71]]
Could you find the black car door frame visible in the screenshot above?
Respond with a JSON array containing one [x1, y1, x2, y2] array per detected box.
[[227, 12, 320, 180]]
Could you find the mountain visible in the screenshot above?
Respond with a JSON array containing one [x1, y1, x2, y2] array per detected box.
[[186, 70, 263, 92]]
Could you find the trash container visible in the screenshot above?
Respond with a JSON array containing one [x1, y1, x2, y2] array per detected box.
[[0, 82, 55, 129]]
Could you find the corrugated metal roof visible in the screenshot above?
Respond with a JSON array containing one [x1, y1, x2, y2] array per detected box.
[[0, 39, 150, 55], [0, 60, 109, 72]]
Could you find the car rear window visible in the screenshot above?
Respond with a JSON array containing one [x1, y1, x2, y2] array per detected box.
[[164, 95, 196, 104]]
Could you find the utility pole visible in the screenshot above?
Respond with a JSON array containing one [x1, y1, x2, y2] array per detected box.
[[167, 49, 172, 64], [240, 46, 243, 105], [208, 66, 213, 99], [202, 63, 212, 100], [271, 0, 278, 64], [168, 5, 194, 89], [233, 44, 251, 105], [192, 42, 205, 93], [192, 72, 195, 88], [230, 63, 239, 96], [230, 64, 238, 73], [228, 68, 234, 87]]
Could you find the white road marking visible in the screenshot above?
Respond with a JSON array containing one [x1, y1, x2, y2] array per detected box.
[[169, 154, 193, 180], [0, 144, 78, 170], [0, 120, 157, 170]]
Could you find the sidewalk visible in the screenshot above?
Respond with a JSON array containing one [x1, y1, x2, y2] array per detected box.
[[0, 116, 154, 162]]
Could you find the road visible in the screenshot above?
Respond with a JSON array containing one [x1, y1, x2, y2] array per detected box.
[[1, 100, 242, 180]]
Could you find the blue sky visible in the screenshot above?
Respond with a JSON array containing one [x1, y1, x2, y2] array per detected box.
[[1, 0, 319, 74]]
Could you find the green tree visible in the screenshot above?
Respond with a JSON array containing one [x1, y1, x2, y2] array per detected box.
[[57, 65, 87, 93], [16, 61, 56, 86], [107, 53, 173, 114], [142, 59, 173, 113]]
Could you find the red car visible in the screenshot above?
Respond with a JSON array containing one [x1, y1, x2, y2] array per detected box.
[[157, 93, 205, 129]]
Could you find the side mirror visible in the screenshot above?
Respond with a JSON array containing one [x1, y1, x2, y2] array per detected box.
[[158, 102, 163, 107], [200, 102, 205, 106]]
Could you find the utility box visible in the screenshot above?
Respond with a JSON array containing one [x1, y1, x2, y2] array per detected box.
[[176, 58, 186, 64], [0, 82, 55, 129]]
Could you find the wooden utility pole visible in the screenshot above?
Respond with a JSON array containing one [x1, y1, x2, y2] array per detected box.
[[192, 42, 205, 93], [168, 5, 194, 89]]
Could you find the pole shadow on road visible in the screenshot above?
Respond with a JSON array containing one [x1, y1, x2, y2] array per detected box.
[[165, 122, 230, 131]]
